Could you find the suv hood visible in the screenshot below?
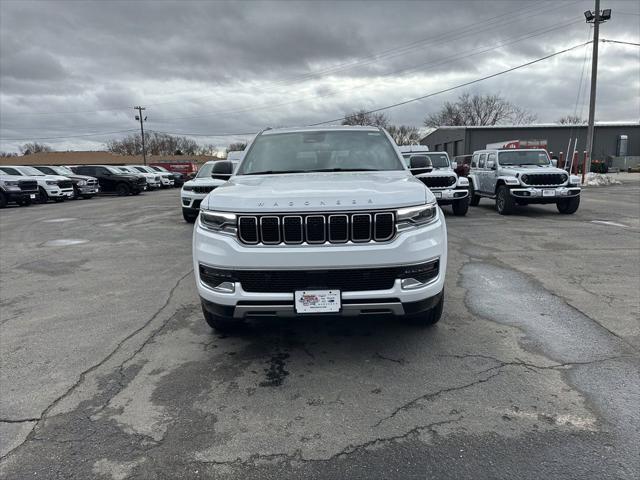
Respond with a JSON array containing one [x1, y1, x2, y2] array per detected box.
[[38, 174, 72, 182], [183, 177, 227, 188], [499, 165, 569, 177], [204, 171, 430, 213]]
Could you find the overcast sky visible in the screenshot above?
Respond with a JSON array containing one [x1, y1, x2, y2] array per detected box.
[[1, 0, 638, 153]]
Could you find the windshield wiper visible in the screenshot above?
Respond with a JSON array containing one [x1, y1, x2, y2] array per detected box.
[[243, 170, 307, 175]]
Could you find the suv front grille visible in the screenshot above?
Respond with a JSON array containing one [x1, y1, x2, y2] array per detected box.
[[58, 180, 73, 189], [137, 178, 147, 185], [199, 260, 439, 293], [237, 212, 395, 245], [194, 185, 216, 194], [521, 173, 567, 186], [420, 176, 457, 188], [18, 180, 38, 192]]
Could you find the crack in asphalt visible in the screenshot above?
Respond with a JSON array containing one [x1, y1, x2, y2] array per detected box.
[[197, 416, 465, 468], [0, 268, 193, 461], [0, 418, 40, 424], [372, 371, 502, 428], [374, 352, 407, 364]]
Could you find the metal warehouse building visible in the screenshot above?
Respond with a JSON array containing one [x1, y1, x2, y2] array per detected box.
[[421, 122, 640, 168]]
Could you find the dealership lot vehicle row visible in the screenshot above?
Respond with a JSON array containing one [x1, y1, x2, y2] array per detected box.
[[1, 179, 638, 479]]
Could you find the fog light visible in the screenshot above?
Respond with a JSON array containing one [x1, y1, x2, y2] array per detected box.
[[401, 278, 424, 290], [212, 281, 235, 293]]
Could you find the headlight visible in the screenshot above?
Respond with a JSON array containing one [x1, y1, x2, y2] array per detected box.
[[182, 185, 194, 191], [521, 174, 529, 184], [562, 174, 569, 183], [396, 202, 438, 229], [199, 209, 237, 235], [46, 180, 58, 186], [77, 180, 87, 186], [504, 177, 520, 185], [2, 181, 20, 190], [457, 177, 469, 187]]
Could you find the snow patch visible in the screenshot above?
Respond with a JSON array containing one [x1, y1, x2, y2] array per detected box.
[[583, 173, 622, 187]]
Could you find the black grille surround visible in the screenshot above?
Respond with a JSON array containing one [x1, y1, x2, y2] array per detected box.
[[194, 185, 216, 194], [199, 260, 439, 293], [237, 211, 396, 245], [520, 173, 567, 187], [58, 180, 73, 189], [18, 180, 38, 192], [420, 176, 457, 188]]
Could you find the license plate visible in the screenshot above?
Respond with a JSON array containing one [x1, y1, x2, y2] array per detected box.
[[30, 194, 36, 199], [542, 189, 556, 197], [433, 192, 442, 198], [295, 290, 341, 314]]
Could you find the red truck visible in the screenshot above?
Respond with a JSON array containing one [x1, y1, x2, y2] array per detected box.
[[149, 161, 198, 178]]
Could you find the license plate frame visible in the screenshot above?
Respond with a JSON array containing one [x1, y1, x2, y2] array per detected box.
[[29, 194, 36, 199], [542, 189, 556, 197], [294, 290, 341, 314]]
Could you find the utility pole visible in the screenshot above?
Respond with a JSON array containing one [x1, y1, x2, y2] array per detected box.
[[583, 1, 611, 183], [134, 106, 147, 165]]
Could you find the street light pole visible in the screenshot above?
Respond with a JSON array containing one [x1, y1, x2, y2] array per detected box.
[[134, 106, 147, 165]]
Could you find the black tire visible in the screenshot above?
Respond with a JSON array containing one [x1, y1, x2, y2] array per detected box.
[[452, 197, 469, 216], [72, 186, 81, 200], [557, 196, 580, 214], [82, 195, 94, 200], [183, 208, 198, 223], [469, 181, 480, 206], [0, 191, 7, 208], [202, 305, 243, 333], [38, 187, 49, 204], [404, 292, 444, 327], [115, 183, 130, 196], [17, 198, 32, 207], [132, 190, 141, 196], [496, 185, 515, 215]]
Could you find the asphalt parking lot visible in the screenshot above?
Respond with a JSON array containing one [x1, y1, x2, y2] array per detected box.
[[1, 181, 639, 479]]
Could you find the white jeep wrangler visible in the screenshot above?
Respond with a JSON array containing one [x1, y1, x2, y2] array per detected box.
[[192, 126, 447, 332], [399, 146, 470, 216]]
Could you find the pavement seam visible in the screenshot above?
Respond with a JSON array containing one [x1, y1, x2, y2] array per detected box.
[[0, 268, 193, 461]]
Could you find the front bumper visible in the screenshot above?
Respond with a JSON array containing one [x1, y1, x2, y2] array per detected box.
[[193, 213, 447, 317], [510, 185, 581, 203], [431, 188, 468, 204], [6, 190, 37, 202], [160, 178, 175, 187], [46, 188, 75, 198], [77, 185, 99, 194], [181, 190, 208, 210]]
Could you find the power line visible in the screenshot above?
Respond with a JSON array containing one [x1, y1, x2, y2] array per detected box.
[[309, 41, 594, 126], [600, 39, 640, 47], [0, 129, 139, 142]]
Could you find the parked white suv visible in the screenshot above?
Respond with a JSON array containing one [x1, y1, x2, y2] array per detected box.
[[116, 166, 161, 190], [192, 126, 447, 332], [181, 160, 238, 223], [399, 146, 470, 216], [130, 165, 174, 187], [0, 165, 74, 203]]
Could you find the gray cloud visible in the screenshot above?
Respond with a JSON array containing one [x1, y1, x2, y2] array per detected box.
[[0, 0, 638, 152]]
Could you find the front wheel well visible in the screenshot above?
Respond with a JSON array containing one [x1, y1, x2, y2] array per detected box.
[[494, 179, 507, 194]]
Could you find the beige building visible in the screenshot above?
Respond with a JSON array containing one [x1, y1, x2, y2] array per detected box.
[[0, 151, 218, 166]]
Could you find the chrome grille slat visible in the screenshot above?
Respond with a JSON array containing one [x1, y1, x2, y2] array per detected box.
[[237, 211, 395, 245]]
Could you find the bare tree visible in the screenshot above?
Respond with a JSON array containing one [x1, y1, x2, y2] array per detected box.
[[557, 115, 586, 125], [227, 142, 246, 152], [107, 133, 198, 156], [20, 142, 53, 155], [424, 93, 536, 127], [386, 125, 421, 145], [0, 151, 18, 158], [342, 109, 389, 128]]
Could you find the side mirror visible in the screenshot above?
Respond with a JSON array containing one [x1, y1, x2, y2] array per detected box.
[[486, 160, 495, 169], [409, 156, 433, 175], [211, 160, 233, 180], [451, 161, 458, 170], [551, 159, 558, 167]]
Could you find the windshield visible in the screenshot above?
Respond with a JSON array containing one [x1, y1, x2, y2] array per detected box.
[[402, 153, 449, 168], [237, 130, 404, 175], [17, 166, 44, 176], [498, 150, 550, 166], [153, 166, 168, 172], [0, 167, 21, 176], [196, 163, 214, 178], [106, 167, 125, 174], [52, 166, 74, 175], [117, 167, 131, 173]]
